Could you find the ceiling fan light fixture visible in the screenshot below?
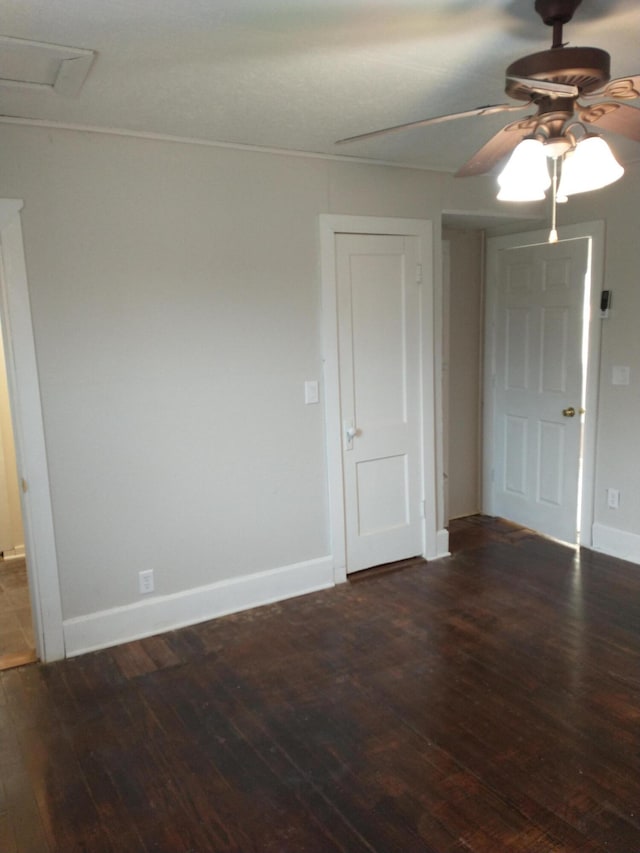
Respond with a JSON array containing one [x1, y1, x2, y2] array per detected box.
[[497, 183, 547, 202], [337, 0, 639, 197], [496, 138, 551, 201], [557, 135, 624, 196]]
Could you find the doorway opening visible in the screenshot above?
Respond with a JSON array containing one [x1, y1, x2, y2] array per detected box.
[[0, 256, 36, 670], [0, 200, 65, 663], [0, 561, 36, 669], [441, 211, 544, 529]]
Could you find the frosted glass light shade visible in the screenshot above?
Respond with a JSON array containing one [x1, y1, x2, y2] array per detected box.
[[557, 136, 624, 196], [497, 138, 551, 201]]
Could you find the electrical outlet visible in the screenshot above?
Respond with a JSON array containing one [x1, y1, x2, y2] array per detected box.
[[138, 569, 154, 594], [607, 488, 620, 510]]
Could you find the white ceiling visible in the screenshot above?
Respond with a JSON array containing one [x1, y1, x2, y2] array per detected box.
[[1, 0, 639, 174]]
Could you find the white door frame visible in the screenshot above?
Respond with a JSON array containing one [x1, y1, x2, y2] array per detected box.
[[320, 214, 443, 583], [0, 200, 64, 661], [483, 220, 605, 547]]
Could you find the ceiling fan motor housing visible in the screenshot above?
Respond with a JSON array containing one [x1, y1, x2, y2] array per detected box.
[[506, 46, 611, 101], [534, 0, 583, 26]]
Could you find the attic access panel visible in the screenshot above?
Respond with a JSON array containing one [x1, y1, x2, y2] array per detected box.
[[0, 35, 95, 97]]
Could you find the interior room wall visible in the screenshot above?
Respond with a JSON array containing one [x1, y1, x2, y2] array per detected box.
[[442, 227, 483, 520], [0, 123, 451, 648], [2, 119, 638, 657]]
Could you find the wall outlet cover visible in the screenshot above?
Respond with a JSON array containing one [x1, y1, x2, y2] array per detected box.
[[138, 569, 154, 594], [304, 380, 319, 404]]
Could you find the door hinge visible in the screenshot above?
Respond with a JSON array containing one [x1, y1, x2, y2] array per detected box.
[[416, 263, 423, 284], [21, 478, 28, 493], [420, 499, 426, 518]]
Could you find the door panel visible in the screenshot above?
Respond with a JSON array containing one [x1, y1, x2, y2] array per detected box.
[[538, 420, 564, 505], [493, 238, 588, 543], [504, 415, 527, 495], [505, 308, 529, 390], [356, 454, 409, 535], [541, 307, 568, 392], [336, 233, 422, 573]]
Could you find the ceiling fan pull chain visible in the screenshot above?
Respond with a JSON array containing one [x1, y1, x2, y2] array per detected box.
[[549, 157, 559, 243]]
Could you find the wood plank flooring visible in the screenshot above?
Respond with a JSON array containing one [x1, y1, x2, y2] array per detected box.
[[1, 515, 639, 851], [0, 559, 37, 671]]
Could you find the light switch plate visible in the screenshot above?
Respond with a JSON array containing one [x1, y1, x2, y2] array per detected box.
[[612, 365, 630, 386], [304, 380, 319, 404]]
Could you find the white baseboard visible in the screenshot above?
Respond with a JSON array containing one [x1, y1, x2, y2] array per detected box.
[[435, 527, 450, 559], [423, 528, 450, 561], [63, 555, 334, 657], [422, 527, 451, 562], [591, 523, 640, 566], [1, 543, 26, 561], [423, 527, 450, 561]]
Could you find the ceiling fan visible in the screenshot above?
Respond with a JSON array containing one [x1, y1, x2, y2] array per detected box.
[[336, 0, 640, 179]]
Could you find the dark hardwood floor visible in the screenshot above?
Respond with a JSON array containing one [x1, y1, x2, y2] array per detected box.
[[0, 558, 37, 671], [1, 515, 639, 851]]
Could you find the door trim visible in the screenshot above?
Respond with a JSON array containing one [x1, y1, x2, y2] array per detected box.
[[483, 220, 604, 546], [0, 200, 65, 661], [320, 214, 442, 583]]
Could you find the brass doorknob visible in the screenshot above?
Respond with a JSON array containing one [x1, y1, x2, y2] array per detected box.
[[562, 406, 576, 417]]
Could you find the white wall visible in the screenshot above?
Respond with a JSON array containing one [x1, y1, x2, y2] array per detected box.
[[0, 124, 449, 645]]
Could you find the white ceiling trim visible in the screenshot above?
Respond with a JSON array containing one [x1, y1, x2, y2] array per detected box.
[[0, 114, 456, 172]]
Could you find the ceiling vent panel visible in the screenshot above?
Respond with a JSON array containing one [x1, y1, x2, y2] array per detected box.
[[0, 35, 95, 96]]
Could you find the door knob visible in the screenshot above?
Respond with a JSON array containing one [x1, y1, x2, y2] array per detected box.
[[344, 419, 358, 451], [562, 406, 576, 417]]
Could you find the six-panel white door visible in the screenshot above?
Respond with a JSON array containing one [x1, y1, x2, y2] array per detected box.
[[336, 233, 423, 573], [492, 237, 589, 543]]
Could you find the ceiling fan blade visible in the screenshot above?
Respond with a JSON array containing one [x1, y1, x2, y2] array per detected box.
[[335, 102, 531, 145], [455, 115, 538, 177], [582, 74, 640, 101], [578, 101, 640, 142], [506, 75, 579, 98]]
